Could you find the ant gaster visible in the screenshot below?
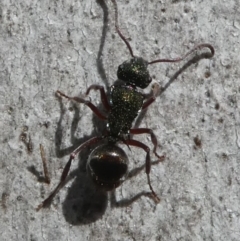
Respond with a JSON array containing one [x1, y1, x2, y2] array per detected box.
[[37, 0, 214, 210]]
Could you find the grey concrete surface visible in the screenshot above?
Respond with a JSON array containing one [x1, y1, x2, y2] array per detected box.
[[0, 0, 239, 240]]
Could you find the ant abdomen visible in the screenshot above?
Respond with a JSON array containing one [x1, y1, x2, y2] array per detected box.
[[87, 144, 129, 190]]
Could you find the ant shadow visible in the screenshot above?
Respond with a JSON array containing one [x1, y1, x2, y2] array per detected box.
[[95, 0, 110, 87]]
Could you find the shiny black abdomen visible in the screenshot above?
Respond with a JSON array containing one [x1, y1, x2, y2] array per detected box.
[[108, 85, 144, 137]]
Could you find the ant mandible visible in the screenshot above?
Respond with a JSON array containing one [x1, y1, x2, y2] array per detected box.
[[37, 0, 214, 210]]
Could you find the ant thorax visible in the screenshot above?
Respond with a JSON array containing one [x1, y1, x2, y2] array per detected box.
[[107, 84, 144, 139]]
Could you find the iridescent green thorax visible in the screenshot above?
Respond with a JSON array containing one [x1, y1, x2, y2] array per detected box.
[[107, 85, 144, 140]]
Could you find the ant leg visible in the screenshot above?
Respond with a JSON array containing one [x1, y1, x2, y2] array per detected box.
[[142, 96, 156, 110], [56, 90, 107, 120], [86, 85, 111, 111], [125, 139, 161, 203], [130, 128, 165, 161], [37, 136, 103, 211], [142, 83, 161, 110]]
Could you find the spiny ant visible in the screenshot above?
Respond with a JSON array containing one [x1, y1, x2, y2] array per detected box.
[[37, 0, 214, 210]]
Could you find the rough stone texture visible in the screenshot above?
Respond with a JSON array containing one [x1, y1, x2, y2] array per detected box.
[[0, 0, 239, 240]]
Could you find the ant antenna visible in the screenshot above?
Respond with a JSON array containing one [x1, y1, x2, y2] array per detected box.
[[148, 43, 215, 65], [111, 0, 134, 57], [110, 0, 214, 63]]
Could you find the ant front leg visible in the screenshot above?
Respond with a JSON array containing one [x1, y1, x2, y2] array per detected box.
[[125, 139, 161, 203], [56, 90, 107, 120], [130, 128, 165, 161], [142, 83, 161, 110], [37, 136, 103, 210]]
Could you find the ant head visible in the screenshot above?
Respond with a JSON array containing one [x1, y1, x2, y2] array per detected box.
[[117, 57, 152, 89]]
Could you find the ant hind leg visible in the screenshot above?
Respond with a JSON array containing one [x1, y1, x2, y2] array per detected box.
[[36, 136, 103, 211], [125, 139, 161, 203], [130, 128, 165, 161]]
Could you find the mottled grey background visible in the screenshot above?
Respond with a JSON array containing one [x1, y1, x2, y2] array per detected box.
[[0, 0, 239, 240]]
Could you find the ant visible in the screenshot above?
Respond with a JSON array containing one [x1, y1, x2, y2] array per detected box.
[[37, 0, 214, 210]]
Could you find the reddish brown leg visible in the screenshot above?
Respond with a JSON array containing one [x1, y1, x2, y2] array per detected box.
[[130, 128, 165, 161], [56, 90, 107, 120], [125, 139, 161, 203], [142, 96, 156, 110], [142, 84, 161, 110], [86, 85, 111, 111], [37, 136, 103, 210]]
